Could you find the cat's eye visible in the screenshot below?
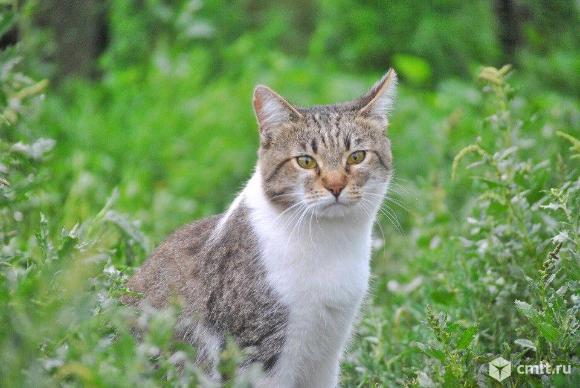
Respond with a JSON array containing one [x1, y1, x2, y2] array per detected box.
[[347, 150, 366, 165], [296, 155, 317, 169]]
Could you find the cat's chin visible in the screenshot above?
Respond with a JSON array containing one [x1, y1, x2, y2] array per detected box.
[[314, 201, 365, 219]]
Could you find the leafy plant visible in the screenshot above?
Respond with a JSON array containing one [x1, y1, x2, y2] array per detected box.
[[2, 1, 579, 386]]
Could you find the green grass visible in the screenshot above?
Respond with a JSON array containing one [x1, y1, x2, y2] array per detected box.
[[1, 16, 579, 388]]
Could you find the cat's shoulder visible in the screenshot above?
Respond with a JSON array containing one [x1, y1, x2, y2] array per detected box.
[[123, 214, 222, 304], [157, 214, 222, 255]]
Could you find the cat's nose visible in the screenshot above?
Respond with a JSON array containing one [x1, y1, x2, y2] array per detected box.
[[325, 183, 345, 199], [322, 172, 347, 199]]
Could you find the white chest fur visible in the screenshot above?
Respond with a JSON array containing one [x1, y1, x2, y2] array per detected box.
[[242, 171, 378, 388]]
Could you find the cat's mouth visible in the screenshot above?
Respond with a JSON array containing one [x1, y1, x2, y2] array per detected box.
[[322, 201, 347, 210], [314, 199, 360, 219], [303, 194, 366, 218], [323, 198, 351, 209], [319, 198, 361, 215]]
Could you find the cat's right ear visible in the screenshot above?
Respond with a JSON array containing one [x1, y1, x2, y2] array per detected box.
[[253, 85, 302, 133], [356, 69, 397, 127]]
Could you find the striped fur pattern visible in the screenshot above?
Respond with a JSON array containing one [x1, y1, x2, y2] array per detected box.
[[124, 69, 397, 387]]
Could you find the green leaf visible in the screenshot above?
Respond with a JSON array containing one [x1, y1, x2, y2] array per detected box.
[[446, 322, 462, 333], [472, 176, 508, 188], [415, 342, 446, 362], [514, 300, 540, 321], [556, 131, 580, 158], [515, 301, 561, 342], [536, 322, 560, 342], [514, 338, 536, 351], [104, 210, 149, 252], [430, 289, 457, 306], [456, 326, 478, 349], [0, 10, 15, 39], [443, 364, 462, 387]]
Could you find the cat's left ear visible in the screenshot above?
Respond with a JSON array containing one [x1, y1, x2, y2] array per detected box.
[[253, 85, 303, 133], [357, 68, 397, 126]]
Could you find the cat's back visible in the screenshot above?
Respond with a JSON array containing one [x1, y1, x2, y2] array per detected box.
[[123, 214, 221, 307]]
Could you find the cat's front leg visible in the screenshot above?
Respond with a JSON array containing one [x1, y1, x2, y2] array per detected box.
[[254, 373, 295, 388], [301, 354, 341, 388], [256, 360, 339, 388]]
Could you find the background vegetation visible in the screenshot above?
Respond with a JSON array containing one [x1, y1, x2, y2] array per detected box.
[[1, 0, 578, 386]]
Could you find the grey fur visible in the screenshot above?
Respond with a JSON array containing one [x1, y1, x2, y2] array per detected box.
[[124, 205, 288, 374]]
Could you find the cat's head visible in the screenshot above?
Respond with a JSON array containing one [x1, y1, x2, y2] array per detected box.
[[253, 69, 397, 219]]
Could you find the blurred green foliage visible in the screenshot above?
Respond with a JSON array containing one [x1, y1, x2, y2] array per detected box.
[[1, 0, 579, 386]]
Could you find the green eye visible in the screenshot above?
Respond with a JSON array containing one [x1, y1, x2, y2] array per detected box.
[[296, 155, 317, 169], [347, 150, 366, 165]]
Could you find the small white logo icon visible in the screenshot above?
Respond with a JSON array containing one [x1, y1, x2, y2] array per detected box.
[[489, 357, 511, 382]]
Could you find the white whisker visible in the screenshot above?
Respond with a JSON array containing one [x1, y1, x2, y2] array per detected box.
[[362, 195, 404, 235], [358, 199, 386, 257], [364, 191, 411, 214]]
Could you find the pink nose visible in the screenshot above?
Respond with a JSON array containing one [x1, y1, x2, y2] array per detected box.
[[324, 182, 346, 198], [322, 172, 347, 199]]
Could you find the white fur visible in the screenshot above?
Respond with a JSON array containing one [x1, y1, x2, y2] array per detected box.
[[208, 192, 243, 245], [359, 69, 398, 126], [232, 168, 387, 388]]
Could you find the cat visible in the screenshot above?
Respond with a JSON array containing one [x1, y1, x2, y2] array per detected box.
[[123, 68, 397, 387]]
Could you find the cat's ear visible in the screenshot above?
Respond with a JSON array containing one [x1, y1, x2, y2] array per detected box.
[[357, 69, 397, 126], [253, 85, 302, 133]]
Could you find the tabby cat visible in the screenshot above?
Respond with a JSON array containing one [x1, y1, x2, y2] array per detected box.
[[124, 69, 397, 387]]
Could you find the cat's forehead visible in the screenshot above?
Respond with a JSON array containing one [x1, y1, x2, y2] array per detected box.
[[303, 110, 347, 127], [299, 103, 357, 122], [290, 107, 381, 148]]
